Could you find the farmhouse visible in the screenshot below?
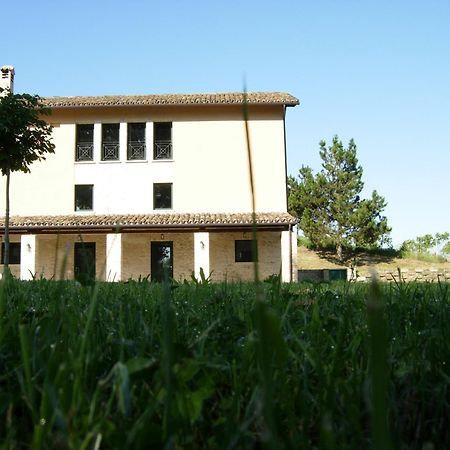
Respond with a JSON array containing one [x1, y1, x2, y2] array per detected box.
[[0, 66, 299, 282]]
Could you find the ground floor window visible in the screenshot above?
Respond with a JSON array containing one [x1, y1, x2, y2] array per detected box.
[[151, 241, 173, 282], [235, 240, 257, 262], [1, 242, 21, 264]]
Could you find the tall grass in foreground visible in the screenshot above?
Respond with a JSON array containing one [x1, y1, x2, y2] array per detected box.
[[0, 278, 448, 449]]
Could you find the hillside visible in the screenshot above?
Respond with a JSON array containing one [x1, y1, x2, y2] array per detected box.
[[298, 245, 450, 276]]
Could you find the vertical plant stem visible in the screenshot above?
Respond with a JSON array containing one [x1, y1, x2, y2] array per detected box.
[[243, 89, 282, 449], [367, 281, 393, 450], [4, 165, 11, 272], [242, 90, 260, 289], [162, 273, 175, 443], [19, 324, 36, 421]]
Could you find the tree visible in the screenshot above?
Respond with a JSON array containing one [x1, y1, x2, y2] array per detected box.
[[400, 231, 450, 258], [288, 136, 391, 260], [0, 92, 54, 271]]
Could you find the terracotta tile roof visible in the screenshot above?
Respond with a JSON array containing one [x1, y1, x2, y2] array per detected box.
[[43, 92, 299, 108], [0, 212, 298, 231]]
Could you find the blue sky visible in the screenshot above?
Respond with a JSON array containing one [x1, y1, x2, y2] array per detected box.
[[3, 0, 449, 246]]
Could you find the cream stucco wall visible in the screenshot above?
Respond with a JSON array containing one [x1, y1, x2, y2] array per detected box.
[[0, 105, 288, 216], [0, 124, 74, 215], [174, 119, 286, 213]]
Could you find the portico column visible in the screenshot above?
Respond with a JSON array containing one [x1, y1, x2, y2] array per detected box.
[[281, 230, 291, 282], [194, 232, 210, 280], [106, 233, 122, 281], [20, 234, 37, 280]]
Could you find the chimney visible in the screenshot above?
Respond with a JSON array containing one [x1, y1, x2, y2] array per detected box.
[[0, 65, 15, 96]]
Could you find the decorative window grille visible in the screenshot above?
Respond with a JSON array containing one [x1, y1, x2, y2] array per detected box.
[[76, 124, 94, 161], [102, 124, 120, 160], [154, 122, 172, 160], [127, 123, 146, 160]]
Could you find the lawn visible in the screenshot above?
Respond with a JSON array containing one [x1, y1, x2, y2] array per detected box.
[[0, 277, 448, 449]]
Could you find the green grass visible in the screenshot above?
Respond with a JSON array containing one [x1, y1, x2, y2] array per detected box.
[[0, 277, 448, 449]]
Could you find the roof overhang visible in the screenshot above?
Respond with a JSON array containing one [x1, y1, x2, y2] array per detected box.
[[0, 212, 298, 235], [43, 92, 300, 109]]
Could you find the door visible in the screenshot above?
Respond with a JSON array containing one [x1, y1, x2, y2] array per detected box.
[[74, 242, 96, 283], [151, 241, 173, 282]]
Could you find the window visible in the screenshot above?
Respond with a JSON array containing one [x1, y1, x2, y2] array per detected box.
[[75, 185, 93, 211], [153, 183, 172, 209], [76, 124, 94, 161], [153, 122, 172, 160], [235, 240, 257, 262], [1, 242, 21, 264], [102, 124, 120, 160], [127, 123, 146, 160]]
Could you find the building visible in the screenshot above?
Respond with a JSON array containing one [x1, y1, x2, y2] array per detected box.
[[0, 66, 299, 282]]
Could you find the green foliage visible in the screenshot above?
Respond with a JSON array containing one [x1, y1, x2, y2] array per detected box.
[[0, 92, 55, 268], [0, 92, 54, 174], [400, 231, 450, 261], [0, 279, 448, 449], [288, 136, 391, 260]]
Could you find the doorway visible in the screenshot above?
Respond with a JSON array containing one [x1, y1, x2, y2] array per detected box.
[[74, 242, 96, 283], [151, 241, 173, 282]]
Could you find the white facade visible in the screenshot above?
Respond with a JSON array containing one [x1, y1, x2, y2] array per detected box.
[[0, 91, 299, 282]]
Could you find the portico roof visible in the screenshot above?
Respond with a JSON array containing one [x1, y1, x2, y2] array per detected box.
[[0, 212, 298, 234]]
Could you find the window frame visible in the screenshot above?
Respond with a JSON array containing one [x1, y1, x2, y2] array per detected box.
[[1, 242, 21, 265], [153, 183, 173, 210], [74, 184, 94, 212], [153, 122, 173, 160], [127, 122, 146, 160], [75, 124, 94, 162], [235, 240, 257, 263], [101, 123, 120, 161]]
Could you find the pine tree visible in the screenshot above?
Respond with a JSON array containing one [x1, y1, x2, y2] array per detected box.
[[288, 136, 391, 260]]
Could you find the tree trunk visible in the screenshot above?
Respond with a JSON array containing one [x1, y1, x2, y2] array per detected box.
[[336, 242, 343, 262], [3, 166, 10, 273]]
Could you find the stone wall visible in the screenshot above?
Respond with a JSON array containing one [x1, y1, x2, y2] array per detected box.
[[354, 268, 450, 283]]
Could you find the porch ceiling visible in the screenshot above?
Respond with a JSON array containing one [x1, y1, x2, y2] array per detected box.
[[0, 212, 298, 234]]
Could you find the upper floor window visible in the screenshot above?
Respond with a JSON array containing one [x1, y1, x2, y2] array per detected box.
[[128, 123, 146, 160], [153, 183, 172, 209], [1, 242, 21, 265], [75, 184, 93, 211], [154, 122, 172, 160], [76, 124, 94, 161], [102, 124, 120, 161]]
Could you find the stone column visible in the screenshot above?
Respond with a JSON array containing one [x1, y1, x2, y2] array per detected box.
[[93, 122, 102, 161], [106, 233, 122, 281], [146, 122, 153, 160], [194, 232, 210, 281], [281, 230, 291, 282], [119, 122, 127, 162], [291, 225, 298, 282], [20, 234, 37, 280]]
